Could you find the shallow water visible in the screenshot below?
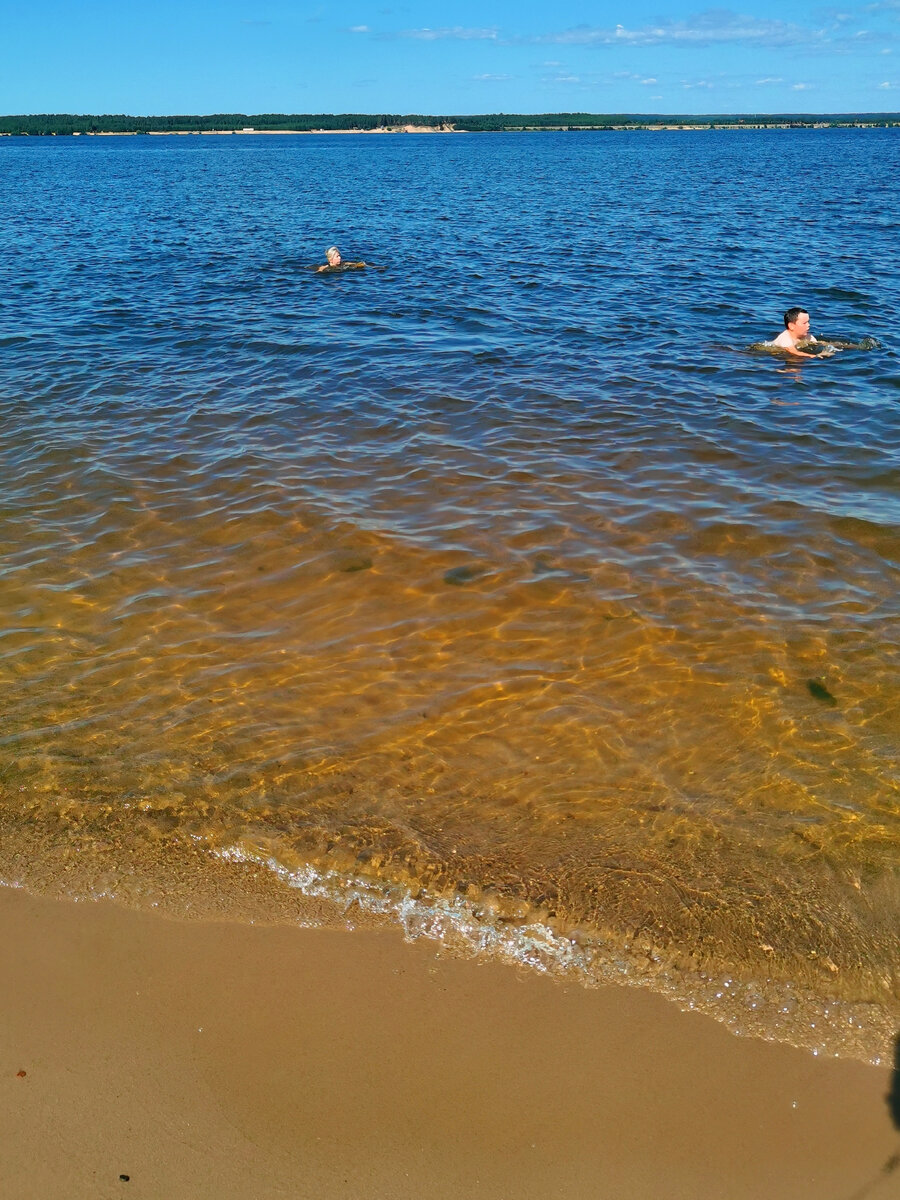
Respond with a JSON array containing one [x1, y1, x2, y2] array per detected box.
[[1, 129, 898, 1061]]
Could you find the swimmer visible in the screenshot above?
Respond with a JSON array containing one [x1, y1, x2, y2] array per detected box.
[[316, 245, 367, 273], [772, 307, 833, 358]]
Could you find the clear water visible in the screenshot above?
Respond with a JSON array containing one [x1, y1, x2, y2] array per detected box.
[[1, 129, 898, 1062]]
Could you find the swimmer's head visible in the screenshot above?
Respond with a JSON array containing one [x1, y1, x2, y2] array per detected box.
[[784, 307, 810, 337], [325, 245, 341, 266]]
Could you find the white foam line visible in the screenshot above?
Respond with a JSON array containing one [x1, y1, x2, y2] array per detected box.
[[214, 843, 889, 1065], [217, 844, 605, 980]]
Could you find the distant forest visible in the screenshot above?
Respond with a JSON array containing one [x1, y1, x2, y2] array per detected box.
[[1, 112, 898, 136]]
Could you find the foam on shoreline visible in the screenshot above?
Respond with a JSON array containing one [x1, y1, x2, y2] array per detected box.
[[214, 842, 897, 1066]]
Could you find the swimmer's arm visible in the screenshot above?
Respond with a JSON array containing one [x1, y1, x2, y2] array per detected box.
[[791, 337, 835, 358], [316, 261, 367, 272], [772, 332, 819, 359]]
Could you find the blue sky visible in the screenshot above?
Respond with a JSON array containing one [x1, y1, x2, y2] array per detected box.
[[2, 1, 899, 115]]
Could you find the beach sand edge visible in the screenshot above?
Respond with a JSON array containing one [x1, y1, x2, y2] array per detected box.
[[1, 886, 897, 1199]]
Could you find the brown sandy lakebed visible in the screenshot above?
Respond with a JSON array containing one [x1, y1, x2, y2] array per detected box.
[[1, 886, 898, 1200]]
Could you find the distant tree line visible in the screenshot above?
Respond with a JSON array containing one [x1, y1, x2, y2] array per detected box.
[[1, 112, 898, 136], [0, 113, 446, 136], [449, 111, 897, 130]]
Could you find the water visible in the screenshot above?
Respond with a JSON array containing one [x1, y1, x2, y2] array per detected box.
[[1, 129, 898, 1063]]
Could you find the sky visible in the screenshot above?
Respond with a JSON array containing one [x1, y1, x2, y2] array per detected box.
[[2, 1, 899, 116]]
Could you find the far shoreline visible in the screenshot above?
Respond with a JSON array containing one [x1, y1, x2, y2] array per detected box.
[[3, 111, 899, 138], [3, 123, 899, 137]]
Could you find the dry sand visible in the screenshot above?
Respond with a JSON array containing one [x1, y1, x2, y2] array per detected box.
[[2, 885, 898, 1200]]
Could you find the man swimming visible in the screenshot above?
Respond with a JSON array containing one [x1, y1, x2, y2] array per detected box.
[[772, 307, 828, 358], [316, 245, 367, 273]]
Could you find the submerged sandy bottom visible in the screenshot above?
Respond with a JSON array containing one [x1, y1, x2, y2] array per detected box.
[[1, 887, 897, 1200]]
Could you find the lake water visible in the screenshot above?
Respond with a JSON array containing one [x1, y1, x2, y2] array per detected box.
[[1, 129, 898, 1063]]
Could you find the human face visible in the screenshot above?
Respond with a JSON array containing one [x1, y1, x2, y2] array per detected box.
[[327, 248, 342, 266], [789, 311, 810, 338]]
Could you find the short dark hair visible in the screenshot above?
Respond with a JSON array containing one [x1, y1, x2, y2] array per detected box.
[[784, 307, 808, 328]]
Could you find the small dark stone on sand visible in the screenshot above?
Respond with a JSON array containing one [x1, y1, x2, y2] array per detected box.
[[337, 554, 373, 573], [16, 1069, 26, 1078], [807, 679, 837, 706], [532, 555, 559, 575], [443, 565, 484, 586], [119, 1175, 130, 1183]]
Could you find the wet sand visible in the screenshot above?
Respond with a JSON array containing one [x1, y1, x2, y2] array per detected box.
[[1, 886, 897, 1200]]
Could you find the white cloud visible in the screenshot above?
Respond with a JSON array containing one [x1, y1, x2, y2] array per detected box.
[[473, 73, 512, 81], [640, 77, 658, 84], [361, 7, 897, 57], [366, 8, 898, 53], [755, 76, 783, 84], [538, 12, 816, 49], [878, 79, 895, 85], [400, 26, 498, 40], [792, 82, 813, 89]]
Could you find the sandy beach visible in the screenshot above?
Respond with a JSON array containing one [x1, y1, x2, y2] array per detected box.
[[141, 125, 458, 135], [2, 885, 897, 1200]]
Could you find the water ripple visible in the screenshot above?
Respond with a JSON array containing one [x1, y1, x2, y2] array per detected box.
[[1, 129, 899, 1059]]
